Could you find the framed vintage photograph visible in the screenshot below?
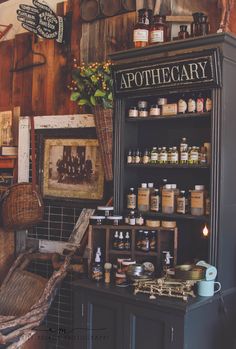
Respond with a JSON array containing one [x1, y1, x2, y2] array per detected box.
[[42, 138, 104, 200]]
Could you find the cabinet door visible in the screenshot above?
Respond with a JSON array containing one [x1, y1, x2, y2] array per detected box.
[[85, 292, 123, 349], [124, 305, 184, 349]]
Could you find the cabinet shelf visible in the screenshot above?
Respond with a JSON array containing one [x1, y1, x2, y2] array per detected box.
[[126, 163, 210, 169], [126, 112, 211, 122], [143, 212, 209, 223], [135, 251, 158, 257], [109, 249, 131, 255]]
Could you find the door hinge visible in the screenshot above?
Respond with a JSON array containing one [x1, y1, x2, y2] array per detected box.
[[170, 326, 174, 343], [81, 303, 84, 318]]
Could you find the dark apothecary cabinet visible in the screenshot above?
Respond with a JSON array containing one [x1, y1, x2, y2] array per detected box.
[[73, 33, 236, 349]]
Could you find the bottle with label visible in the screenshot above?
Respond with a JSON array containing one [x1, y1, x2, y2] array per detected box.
[[159, 147, 168, 164], [129, 210, 136, 226], [132, 149, 136, 163], [141, 231, 150, 252], [136, 230, 143, 250], [199, 146, 207, 164], [178, 94, 187, 114], [162, 184, 175, 214], [150, 231, 157, 251], [150, 188, 160, 212], [191, 185, 205, 216], [127, 187, 136, 210], [124, 232, 131, 250], [127, 149, 133, 164], [162, 251, 173, 277], [91, 252, 103, 282], [150, 146, 158, 163], [139, 107, 149, 117], [148, 182, 155, 196], [149, 104, 160, 116], [135, 149, 141, 163], [196, 93, 204, 113], [180, 137, 188, 164], [138, 183, 150, 212], [133, 9, 152, 48], [143, 149, 150, 164], [167, 147, 172, 164], [180, 137, 188, 153], [177, 190, 188, 214], [171, 146, 179, 164], [149, 15, 166, 45], [188, 94, 196, 113], [113, 231, 119, 249], [136, 212, 144, 226], [117, 231, 125, 250], [205, 96, 212, 112], [189, 146, 199, 164]]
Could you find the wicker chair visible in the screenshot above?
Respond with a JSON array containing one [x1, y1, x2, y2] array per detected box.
[[0, 249, 83, 349]]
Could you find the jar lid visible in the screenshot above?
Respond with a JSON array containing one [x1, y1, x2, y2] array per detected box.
[[107, 215, 123, 220], [195, 185, 205, 190], [90, 215, 106, 220], [141, 183, 147, 188], [165, 184, 172, 189], [171, 184, 177, 189], [97, 206, 114, 211], [122, 261, 136, 266], [130, 106, 138, 109]]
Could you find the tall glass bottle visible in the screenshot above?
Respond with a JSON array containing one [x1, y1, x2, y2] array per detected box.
[[133, 9, 152, 48]]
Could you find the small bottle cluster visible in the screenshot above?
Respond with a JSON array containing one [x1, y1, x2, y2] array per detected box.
[[128, 93, 212, 118], [127, 182, 210, 217], [127, 138, 210, 165]]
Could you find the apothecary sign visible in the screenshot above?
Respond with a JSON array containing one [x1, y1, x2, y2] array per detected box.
[[113, 50, 220, 94]]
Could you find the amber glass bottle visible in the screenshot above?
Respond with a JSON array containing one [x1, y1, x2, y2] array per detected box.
[[149, 15, 167, 45], [133, 9, 152, 48]]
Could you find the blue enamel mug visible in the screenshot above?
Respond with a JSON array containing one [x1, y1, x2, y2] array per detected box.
[[197, 280, 221, 297]]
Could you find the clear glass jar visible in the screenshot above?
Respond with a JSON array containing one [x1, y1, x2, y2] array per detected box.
[[191, 185, 205, 216], [162, 184, 175, 214]]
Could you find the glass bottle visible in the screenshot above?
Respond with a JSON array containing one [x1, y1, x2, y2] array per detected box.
[[124, 232, 131, 250], [133, 9, 152, 48], [196, 92, 204, 113], [171, 146, 179, 164], [136, 230, 143, 250], [150, 188, 160, 212], [149, 15, 167, 45], [129, 210, 136, 225], [138, 183, 150, 212], [141, 231, 150, 252], [177, 190, 187, 214], [91, 252, 103, 282], [150, 230, 157, 251], [191, 185, 205, 216], [178, 25, 190, 40], [150, 146, 158, 163], [199, 146, 207, 164], [135, 149, 141, 163], [127, 149, 132, 164], [188, 94, 196, 113], [159, 147, 168, 164], [117, 231, 125, 250], [189, 146, 199, 164], [143, 148, 150, 164], [205, 95, 212, 112], [167, 147, 172, 164], [127, 187, 136, 210], [136, 212, 144, 226], [180, 137, 188, 153], [113, 231, 119, 249], [162, 184, 175, 214], [178, 94, 187, 114]]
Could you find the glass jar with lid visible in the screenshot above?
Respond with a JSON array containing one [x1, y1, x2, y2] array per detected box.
[[133, 9, 153, 48], [149, 15, 167, 45]]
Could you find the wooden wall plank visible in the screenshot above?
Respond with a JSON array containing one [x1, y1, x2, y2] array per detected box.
[[0, 39, 14, 109], [12, 32, 33, 116]]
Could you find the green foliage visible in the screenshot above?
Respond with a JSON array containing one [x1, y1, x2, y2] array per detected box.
[[69, 61, 113, 109]]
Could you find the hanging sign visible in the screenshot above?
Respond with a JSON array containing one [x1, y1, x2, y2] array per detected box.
[[113, 50, 221, 94], [16, 0, 65, 43]]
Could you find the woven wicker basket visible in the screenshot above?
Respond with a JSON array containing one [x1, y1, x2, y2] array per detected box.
[[1, 182, 44, 230], [94, 106, 113, 181]]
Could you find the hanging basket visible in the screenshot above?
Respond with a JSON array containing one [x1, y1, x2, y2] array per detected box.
[[94, 106, 113, 181], [1, 182, 44, 230]]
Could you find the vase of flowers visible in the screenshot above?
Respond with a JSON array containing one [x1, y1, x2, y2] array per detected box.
[[69, 60, 113, 181]]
